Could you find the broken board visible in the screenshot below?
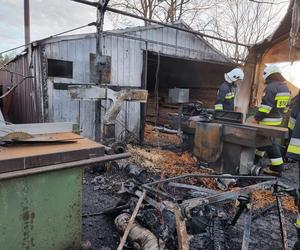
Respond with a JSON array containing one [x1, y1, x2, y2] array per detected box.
[[0, 132, 105, 174]]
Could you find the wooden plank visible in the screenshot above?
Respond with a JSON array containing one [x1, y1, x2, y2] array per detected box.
[[0, 122, 73, 137], [117, 190, 146, 250], [243, 122, 288, 138], [173, 206, 189, 250], [223, 125, 257, 147], [0, 133, 105, 174]]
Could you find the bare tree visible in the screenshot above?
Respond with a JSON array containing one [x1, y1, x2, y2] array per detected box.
[[0, 54, 11, 67], [108, 0, 214, 27], [195, 0, 289, 61], [108, 0, 161, 26], [107, 0, 288, 60]]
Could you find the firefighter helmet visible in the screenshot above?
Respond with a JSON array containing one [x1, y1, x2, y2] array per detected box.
[[263, 64, 281, 80], [224, 68, 244, 83]]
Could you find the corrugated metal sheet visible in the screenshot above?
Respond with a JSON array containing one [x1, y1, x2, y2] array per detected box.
[[0, 52, 41, 123], [0, 23, 232, 140]]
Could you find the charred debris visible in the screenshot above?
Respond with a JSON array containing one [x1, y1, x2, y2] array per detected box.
[[82, 131, 298, 250]]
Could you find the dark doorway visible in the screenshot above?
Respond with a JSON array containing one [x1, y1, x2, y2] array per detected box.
[[144, 51, 233, 126]]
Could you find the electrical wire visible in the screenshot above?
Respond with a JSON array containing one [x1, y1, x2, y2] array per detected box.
[[0, 68, 28, 78], [248, 0, 288, 4], [71, 0, 250, 47], [0, 22, 96, 55]]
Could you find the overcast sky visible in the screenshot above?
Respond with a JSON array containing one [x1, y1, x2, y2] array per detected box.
[[0, 0, 114, 54], [0, 0, 290, 57]]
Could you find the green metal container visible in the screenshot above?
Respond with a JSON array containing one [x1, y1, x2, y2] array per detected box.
[[0, 168, 82, 250]]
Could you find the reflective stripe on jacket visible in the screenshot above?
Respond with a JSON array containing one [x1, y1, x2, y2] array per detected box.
[[215, 82, 235, 111], [288, 93, 300, 130], [287, 97, 300, 161], [255, 80, 290, 126]]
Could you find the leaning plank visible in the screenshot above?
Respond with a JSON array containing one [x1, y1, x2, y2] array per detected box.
[[117, 190, 146, 250]]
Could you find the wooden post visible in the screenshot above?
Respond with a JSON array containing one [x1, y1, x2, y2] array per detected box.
[[95, 0, 110, 142]]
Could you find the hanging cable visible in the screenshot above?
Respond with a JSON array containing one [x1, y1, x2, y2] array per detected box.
[[71, 0, 250, 47], [248, 0, 288, 4], [0, 22, 96, 55]]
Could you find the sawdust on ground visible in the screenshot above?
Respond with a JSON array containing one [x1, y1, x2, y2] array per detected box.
[[127, 145, 216, 188], [144, 124, 181, 145], [128, 145, 298, 211], [252, 189, 297, 213]]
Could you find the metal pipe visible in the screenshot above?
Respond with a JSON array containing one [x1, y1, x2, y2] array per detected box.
[[143, 184, 177, 202], [24, 0, 30, 47], [0, 152, 131, 181], [143, 174, 277, 188], [70, 0, 250, 47], [115, 213, 165, 250], [249, 165, 262, 176], [71, 0, 98, 7], [167, 182, 219, 196], [180, 180, 276, 218]]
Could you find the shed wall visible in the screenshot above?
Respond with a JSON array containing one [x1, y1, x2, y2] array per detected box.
[[0, 25, 231, 140]]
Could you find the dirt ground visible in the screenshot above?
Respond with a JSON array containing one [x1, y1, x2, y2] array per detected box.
[[82, 150, 300, 250]]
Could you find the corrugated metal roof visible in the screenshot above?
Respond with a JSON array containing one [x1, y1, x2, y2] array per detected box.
[[31, 21, 231, 63]]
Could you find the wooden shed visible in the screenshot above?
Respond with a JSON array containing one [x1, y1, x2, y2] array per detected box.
[[0, 22, 234, 141]]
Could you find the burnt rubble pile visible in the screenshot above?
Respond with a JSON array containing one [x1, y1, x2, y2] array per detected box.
[[87, 162, 296, 250]]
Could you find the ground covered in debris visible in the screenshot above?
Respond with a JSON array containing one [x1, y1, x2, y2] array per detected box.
[[144, 124, 181, 146], [82, 147, 300, 250]]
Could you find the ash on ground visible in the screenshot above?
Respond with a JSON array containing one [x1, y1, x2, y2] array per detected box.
[[82, 155, 299, 250]]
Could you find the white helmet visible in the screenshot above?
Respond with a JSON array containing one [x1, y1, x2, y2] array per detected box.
[[263, 64, 281, 80], [224, 68, 244, 83]]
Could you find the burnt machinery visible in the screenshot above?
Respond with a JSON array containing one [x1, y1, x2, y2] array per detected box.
[[69, 85, 148, 145], [108, 170, 293, 250], [169, 104, 288, 175]]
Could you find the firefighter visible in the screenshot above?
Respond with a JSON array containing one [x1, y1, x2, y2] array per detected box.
[[253, 64, 291, 176], [286, 98, 300, 250], [288, 91, 300, 136], [214, 68, 244, 111]]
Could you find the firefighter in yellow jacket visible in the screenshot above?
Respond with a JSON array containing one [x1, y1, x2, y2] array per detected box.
[[253, 64, 291, 176], [286, 93, 300, 250], [215, 68, 244, 111]]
